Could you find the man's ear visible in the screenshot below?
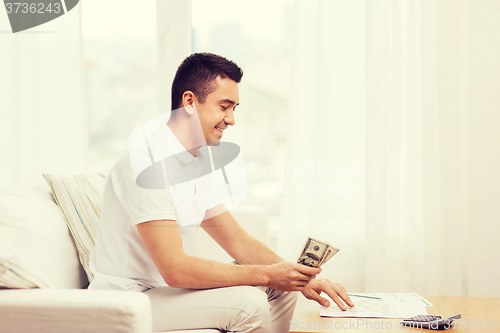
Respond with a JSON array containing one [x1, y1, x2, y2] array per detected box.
[[182, 91, 196, 115]]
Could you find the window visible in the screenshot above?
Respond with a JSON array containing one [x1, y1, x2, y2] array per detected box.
[[191, 0, 294, 245], [192, 0, 293, 196], [83, 0, 157, 172]]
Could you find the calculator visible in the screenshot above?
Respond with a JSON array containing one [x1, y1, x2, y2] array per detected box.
[[400, 314, 461, 330]]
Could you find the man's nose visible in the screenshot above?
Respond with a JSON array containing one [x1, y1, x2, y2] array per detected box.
[[224, 108, 235, 126]]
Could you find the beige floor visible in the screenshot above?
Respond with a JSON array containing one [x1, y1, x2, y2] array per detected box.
[[293, 294, 311, 319]]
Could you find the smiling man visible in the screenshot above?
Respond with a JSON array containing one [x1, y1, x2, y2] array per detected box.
[[88, 53, 353, 333]]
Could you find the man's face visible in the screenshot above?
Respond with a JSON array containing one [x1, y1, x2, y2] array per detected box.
[[194, 77, 239, 145]]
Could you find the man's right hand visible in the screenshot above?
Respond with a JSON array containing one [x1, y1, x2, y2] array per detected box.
[[264, 262, 321, 291]]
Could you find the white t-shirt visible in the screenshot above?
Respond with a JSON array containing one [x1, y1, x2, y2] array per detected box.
[[88, 124, 222, 291]]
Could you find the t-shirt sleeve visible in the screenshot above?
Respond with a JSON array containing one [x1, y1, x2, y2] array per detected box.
[[114, 158, 177, 226]]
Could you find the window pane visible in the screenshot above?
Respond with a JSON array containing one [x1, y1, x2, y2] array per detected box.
[[83, 0, 157, 172], [191, 0, 293, 202]]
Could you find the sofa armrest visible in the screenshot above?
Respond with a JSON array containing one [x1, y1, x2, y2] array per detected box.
[[196, 205, 269, 262], [0, 289, 151, 333]]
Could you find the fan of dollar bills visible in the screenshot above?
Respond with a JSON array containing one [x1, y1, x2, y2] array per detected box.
[[297, 237, 340, 268]]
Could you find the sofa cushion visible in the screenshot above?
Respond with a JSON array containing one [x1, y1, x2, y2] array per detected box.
[[195, 205, 269, 262], [0, 182, 87, 289], [43, 173, 107, 284], [0, 244, 55, 289]]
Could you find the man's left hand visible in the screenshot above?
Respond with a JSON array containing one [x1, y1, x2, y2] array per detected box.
[[301, 278, 354, 310]]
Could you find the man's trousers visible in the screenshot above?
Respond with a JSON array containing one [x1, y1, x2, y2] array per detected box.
[[144, 285, 299, 332]]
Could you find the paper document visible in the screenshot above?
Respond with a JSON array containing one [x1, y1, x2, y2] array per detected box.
[[320, 292, 430, 318], [377, 292, 433, 306]]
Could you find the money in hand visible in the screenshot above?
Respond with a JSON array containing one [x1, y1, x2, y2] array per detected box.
[[297, 237, 340, 268]]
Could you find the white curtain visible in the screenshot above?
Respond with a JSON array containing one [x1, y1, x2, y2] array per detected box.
[[279, 0, 500, 298], [157, 0, 192, 114], [0, 3, 87, 188]]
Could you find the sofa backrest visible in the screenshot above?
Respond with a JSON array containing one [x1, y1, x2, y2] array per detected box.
[[195, 205, 269, 262], [0, 182, 88, 289], [0, 180, 270, 290]]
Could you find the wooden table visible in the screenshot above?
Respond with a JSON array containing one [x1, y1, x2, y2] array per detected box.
[[290, 296, 500, 332]]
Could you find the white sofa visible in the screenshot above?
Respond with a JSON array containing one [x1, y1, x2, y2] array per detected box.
[[0, 180, 269, 333]]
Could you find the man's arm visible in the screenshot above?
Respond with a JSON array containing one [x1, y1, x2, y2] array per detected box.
[[200, 204, 355, 310], [136, 218, 320, 290]]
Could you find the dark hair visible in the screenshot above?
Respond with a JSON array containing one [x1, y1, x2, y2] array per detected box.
[[171, 53, 243, 110]]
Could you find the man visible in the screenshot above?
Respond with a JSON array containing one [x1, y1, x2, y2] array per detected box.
[[89, 53, 354, 332]]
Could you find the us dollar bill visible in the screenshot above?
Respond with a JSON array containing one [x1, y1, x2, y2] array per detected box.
[[297, 237, 340, 267], [297, 237, 330, 267], [319, 243, 340, 266]]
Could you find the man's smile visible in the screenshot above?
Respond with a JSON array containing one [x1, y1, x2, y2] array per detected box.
[[215, 125, 226, 133]]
